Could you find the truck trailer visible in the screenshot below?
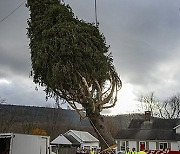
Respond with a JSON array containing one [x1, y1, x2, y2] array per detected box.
[[0, 133, 51, 154]]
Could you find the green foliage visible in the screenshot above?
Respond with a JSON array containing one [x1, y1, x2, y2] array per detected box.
[[27, 0, 121, 107]]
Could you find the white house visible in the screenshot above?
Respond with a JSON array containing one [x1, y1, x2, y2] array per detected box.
[[65, 129, 99, 150], [51, 134, 72, 146], [50, 134, 76, 154], [115, 111, 180, 153], [51, 130, 99, 151]]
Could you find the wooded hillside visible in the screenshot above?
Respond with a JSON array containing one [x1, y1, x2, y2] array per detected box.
[[0, 104, 141, 140]]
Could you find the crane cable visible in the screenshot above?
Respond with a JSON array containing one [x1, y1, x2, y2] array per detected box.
[[0, 0, 26, 24], [95, 0, 98, 27], [88, 118, 116, 154]]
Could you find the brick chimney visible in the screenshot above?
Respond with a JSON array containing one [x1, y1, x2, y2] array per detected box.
[[145, 111, 151, 121]]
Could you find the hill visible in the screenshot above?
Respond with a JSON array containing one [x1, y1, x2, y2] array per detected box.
[[0, 104, 138, 139]]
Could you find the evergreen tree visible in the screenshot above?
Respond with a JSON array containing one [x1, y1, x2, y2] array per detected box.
[[27, 0, 121, 150]]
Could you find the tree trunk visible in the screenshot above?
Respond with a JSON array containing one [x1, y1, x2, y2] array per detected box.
[[87, 110, 116, 151]]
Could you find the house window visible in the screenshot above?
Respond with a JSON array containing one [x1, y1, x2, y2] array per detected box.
[[139, 141, 146, 151], [120, 141, 128, 151], [159, 142, 168, 150]]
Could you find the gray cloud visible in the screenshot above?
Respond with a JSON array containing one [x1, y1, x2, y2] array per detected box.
[[0, 0, 180, 114], [0, 0, 30, 78], [95, 0, 180, 90], [0, 79, 55, 107], [0, 46, 31, 78]]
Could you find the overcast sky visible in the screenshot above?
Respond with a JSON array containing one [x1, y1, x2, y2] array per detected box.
[[0, 0, 180, 115]]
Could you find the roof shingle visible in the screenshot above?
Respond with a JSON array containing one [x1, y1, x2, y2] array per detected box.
[[116, 118, 180, 141]]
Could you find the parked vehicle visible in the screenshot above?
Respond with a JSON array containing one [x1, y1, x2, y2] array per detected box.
[[0, 133, 51, 154]]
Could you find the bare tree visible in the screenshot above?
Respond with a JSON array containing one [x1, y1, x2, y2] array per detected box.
[[45, 108, 63, 138], [159, 93, 180, 119], [19, 108, 38, 134], [138, 92, 160, 117], [104, 116, 122, 137], [0, 99, 18, 132], [0, 112, 15, 132], [137, 92, 180, 119], [0, 97, 6, 104]]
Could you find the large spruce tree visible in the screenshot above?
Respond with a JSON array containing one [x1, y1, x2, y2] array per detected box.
[[27, 0, 121, 150]]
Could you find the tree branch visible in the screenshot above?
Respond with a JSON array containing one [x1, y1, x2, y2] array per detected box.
[[100, 79, 115, 105]]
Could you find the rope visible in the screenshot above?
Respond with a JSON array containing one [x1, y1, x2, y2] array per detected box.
[[88, 118, 116, 154], [0, 0, 26, 24]]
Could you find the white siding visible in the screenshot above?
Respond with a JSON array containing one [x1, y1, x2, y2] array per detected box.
[[178, 141, 180, 151], [116, 140, 180, 152], [175, 127, 180, 134], [171, 142, 179, 151], [149, 142, 156, 150], [82, 142, 99, 149], [115, 140, 137, 153], [129, 141, 137, 150], [65, 130, 99, 149]]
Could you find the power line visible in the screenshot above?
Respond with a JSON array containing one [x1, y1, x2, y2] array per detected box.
[[0, 0, 26, 24]]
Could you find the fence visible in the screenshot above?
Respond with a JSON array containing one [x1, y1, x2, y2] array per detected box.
[[56, 147, 77, 154]]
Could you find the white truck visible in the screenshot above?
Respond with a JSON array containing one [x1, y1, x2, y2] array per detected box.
[[0, 133, 51, 154]]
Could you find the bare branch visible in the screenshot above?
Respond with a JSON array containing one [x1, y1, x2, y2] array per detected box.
[[0, 97, 6, 104], [100, 79, 116, 105], [66, 100, 87, 119], [78, 72, 92, 98], [102, 102, 116, 109], [95, 79, 102, 99]]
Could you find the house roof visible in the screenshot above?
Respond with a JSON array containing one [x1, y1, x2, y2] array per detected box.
[[64, 134, 81, 146], [128, 119, 180, 130], [66, 130, 99, 142], [51, 134, 72, 145], [115, 129, 180, 141], [115, 118, 180, 141], [173, 124, 180, 129]]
